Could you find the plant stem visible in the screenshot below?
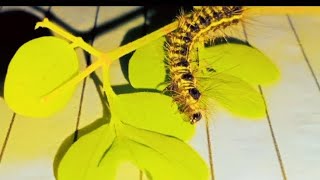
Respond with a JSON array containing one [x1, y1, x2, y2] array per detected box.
[[102, 58, 116, 100], [36, 18, 103, 57], [41, 54, 109, 102], [39, 6, 320, 103], [245, 6, 320, 16], [107, 21, 178, 62], [41, 20, 178, 101]]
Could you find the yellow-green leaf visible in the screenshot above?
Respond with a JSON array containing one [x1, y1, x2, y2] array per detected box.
[[128, 37, 166, 90], [199, 72, 266, 119], [113, 92, 195, 141], [101, 123, 210, 180], [199, 43, 280, 86], [58, 124, 116, 180], [58, 111, 208, 180], [4, 36, 79, 117]]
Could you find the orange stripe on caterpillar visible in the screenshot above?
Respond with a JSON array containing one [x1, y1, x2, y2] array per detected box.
[[165, 6, 245, 124]]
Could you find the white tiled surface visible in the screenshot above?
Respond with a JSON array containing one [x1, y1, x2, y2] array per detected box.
[[1, 6, 320, 180]]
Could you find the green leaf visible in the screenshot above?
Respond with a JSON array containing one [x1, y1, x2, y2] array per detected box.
[[58, 124, 116, 180], [113, 92, 195, 141], [128, 37, 167, 90], [127, 39, 274, 119], [199, 72, 266, 119], [198, 43, 280, 86], [4, 36, 79, 117], [59, 61, 207, 179], [100, 123, 209, 180], [58, 113, 208, 180], [129, 39, 279, 91]]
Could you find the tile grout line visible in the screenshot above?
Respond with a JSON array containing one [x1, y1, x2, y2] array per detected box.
[[47, 6, 52, 13], [200, 15, 215, 179], [205, 120, 215, 180], [258, 86, 288, 180], [242, 22, 287, 180], [287, 15, 320, 92], [73, 6, 100, 142], [73, 78, 88, 141], [0, 113, 16, 163]]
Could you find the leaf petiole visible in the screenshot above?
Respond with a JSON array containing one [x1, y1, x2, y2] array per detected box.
[[40, 19, 178, 102], [35, 18, 103, 57]]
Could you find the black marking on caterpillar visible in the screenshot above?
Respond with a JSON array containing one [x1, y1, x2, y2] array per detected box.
[[164, 6, 245, 124]]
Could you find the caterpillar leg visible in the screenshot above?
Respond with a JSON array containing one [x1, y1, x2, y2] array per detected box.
[[35, 18, 102, 57]]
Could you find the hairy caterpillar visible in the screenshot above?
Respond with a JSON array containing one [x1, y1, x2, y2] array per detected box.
[[164, 6, 246, 124]]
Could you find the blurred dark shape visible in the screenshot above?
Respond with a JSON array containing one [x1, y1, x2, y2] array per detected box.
[[0, 10, 52, 97]]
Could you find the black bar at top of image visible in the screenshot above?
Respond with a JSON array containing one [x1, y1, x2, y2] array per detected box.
[[1, 0, 320, 6]]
